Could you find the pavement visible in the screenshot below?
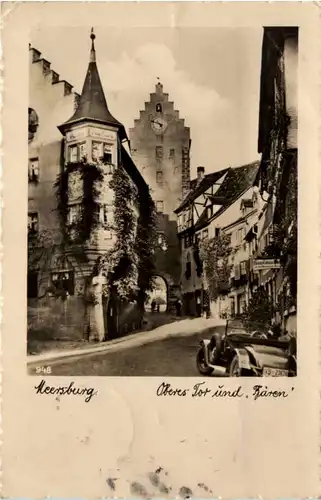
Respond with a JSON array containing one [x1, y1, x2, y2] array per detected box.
[[27, 316, 227, 376]]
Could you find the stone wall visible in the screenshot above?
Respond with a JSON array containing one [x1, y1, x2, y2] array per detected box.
[[28, 296, 87, 342]]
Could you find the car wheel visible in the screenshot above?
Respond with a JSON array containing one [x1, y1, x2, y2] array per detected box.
[[229, 355, 242, 377], [196, 347, 214, 376]]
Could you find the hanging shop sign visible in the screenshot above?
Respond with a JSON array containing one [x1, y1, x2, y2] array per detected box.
[[253, 258, 281, 272]]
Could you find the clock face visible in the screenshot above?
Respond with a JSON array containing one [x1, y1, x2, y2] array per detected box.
[[151, 116, 167, 134]]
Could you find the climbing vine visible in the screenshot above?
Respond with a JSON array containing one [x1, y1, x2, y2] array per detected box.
[[243, 288, 277, 331], [54, 160, 104, 244], [101, 166, 139, 300], [55, 158, 157, 305], [135, 189, 157, 310], [199, 233, 233, 301]]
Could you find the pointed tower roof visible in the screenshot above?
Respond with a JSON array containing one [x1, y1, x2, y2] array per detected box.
[[58, 29, 127, 140]]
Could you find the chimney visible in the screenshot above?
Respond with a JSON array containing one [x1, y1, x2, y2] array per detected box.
[[197, 166, 205, 182]]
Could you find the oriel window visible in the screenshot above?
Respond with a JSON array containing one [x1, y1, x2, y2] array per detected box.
[[92, 141, 103, 161], [78, 142, 87, 160], [69, 145, 78, 163], [103, 144, 113, 164]]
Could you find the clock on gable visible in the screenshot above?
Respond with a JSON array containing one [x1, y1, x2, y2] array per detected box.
[[150, 116, 168, 134]]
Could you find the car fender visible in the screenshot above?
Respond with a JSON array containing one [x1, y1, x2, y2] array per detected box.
[[244, 346, 262, 368], [199, 339, 211, 365], [232, 347, 252, 370]]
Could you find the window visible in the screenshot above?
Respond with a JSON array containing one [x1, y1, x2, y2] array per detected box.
[[68, 204, 80, 225], [215, 227, 221, 238], [27, 271, 38, 298], [156, 171, 163, 184], [240, 261, 246, 275], [185, 252, 192, 280], [236, 228, 243, 244], [156, 103, 162, 113], [155, 146, 163, 160], [203, 229, 208, 240], [92, 141, 103, 161], [103, 231, 113, 240], [103, 144, 113, 164], [78, 142, 87, 160], [28, 158, 39, 183], [28, 108, 39, 142], [230, 297, 236, 317], [28, 212, 38, 235], [156, 201, 164, 213], [51, 271, 74, 296], [184, 234, 192, 248], [69, 145, 78, 163], [100, 204, 112, 225], [169, 148, 175, 160]]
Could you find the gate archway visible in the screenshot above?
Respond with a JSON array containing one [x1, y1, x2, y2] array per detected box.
[[146, 275, 168, 312]]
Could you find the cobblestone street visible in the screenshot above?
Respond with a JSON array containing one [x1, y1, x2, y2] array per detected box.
[[29, 321, 226, 376]]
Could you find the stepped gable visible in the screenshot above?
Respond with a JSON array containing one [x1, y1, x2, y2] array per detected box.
[[58, 29, 127, 141], [174, 168, 229, 214], [29, 44, 80, 110], [194, 161, 260, 231]]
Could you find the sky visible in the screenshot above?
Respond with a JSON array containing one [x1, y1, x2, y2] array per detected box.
[[30, 26, 263, 178]]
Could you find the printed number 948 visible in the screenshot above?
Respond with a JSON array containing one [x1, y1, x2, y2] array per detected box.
[[36, 366, 52, 374]]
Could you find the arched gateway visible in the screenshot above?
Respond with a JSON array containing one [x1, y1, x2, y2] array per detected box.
[[146, 275, 168, 312]]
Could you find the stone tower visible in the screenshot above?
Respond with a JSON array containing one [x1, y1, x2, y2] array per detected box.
[[129, 83, 191, 303], [129, 82, 191, 220]]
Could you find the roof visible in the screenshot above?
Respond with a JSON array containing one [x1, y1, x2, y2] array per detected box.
[[194, 161, 260, 231], [58, 31, 127, 140], [174, 168, 229, 213]]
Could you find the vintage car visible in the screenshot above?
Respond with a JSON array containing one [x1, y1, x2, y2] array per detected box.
[[196, 319, 297, 377]]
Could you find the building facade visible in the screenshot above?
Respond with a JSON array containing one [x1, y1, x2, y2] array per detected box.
[[247, 26, 298, 335], [28, 31, 154, 344], [129, 83, 191, 306], [175, 162, 260, 316]]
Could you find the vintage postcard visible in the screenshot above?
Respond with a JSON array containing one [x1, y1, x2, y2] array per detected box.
[[1, 1, 320, 498]]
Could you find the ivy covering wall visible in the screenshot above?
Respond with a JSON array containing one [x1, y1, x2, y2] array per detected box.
[[54, 160, 104, 245], [55, 158, 157, 306], [199, 233, 233, 301]]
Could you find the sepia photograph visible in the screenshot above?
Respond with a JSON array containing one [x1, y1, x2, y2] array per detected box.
[[27, 25, 298, 377]]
